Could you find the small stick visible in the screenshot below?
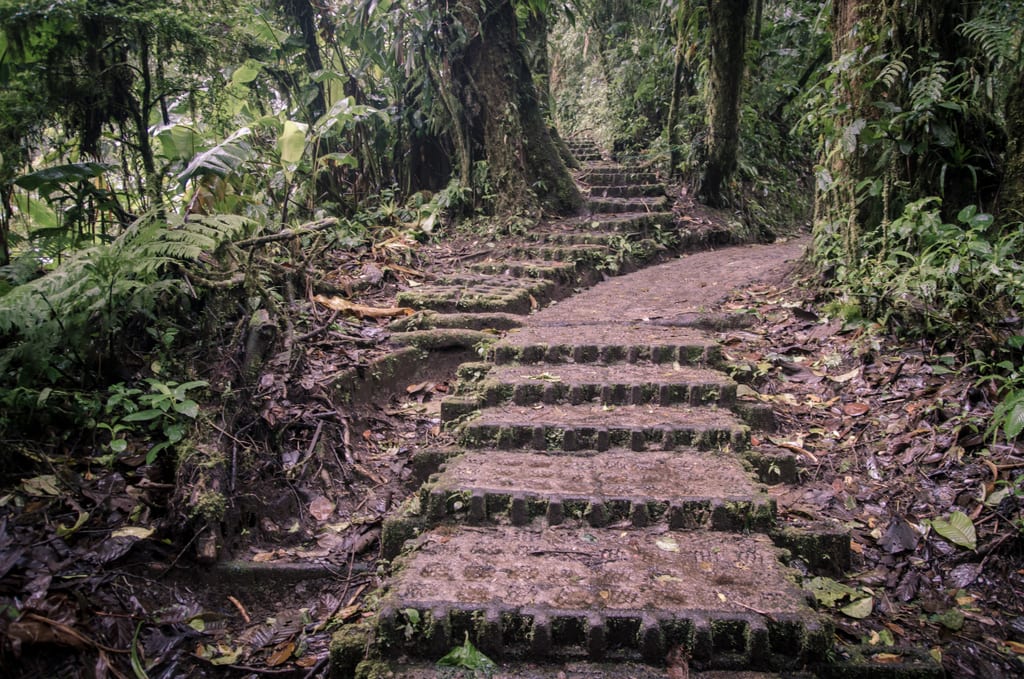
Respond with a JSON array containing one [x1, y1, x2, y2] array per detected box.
[[227, 595, 251, 624]]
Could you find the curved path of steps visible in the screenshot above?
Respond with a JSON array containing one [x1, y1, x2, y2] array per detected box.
[[333, 139, 941, 678]]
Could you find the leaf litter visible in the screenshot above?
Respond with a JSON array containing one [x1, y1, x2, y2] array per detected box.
[[724, 279, 1024, 676]]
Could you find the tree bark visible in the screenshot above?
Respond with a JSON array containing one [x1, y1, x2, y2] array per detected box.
[[443, 0, 581, 215], [700, 0, 752, 207], [279, 0, 327, 122], [666, 1, 696, 178], [999, 67, 1024, 221]]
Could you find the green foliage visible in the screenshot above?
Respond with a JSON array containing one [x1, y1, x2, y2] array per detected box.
[[436, 633, 496, 672], [0, 212, 251, 388], [102, 378, 207, 464]]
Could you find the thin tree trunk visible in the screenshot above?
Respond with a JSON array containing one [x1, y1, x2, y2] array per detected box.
[[666, 1, 694, 178], [700, 0, 752, 207]]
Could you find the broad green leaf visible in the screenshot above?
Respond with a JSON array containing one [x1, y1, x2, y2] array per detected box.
[[437, 633, 496, 670], [805, 576, 859, 607], [156, 125, 200, 161], [231, 59, 262, 85], [840, 596, 873, 619], [172, 400, 199, 419], [278, 120, 308, 165], [122, 408, 164, 422], [13, 192, 58, 228], [929, 511, 977, 550], [13, 163, 110, 193]]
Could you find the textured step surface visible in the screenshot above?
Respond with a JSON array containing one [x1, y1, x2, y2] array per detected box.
[[378, 526, 827, 666], [490, 324, 721, 365], [422, 448, 774, 530], [473, 362, 737, 407], [461, 403, 749, 451], [395, 276, 553, 314]]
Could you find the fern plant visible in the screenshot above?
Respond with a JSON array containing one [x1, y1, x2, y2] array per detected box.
[[0, 212, 252, 389]]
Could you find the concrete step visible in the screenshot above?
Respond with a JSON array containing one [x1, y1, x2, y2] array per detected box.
[[588, 184, 666, 198], [506, 243, 608, 263], [395, 276, 554, 315], [459, 402, 749, 452], [376, 526, 829, 668], [489, 324, 722, 366], [470, 259, 579, 282], [588, 196, 670, 214], [389, 310, 525, 332], [420, 448, 774, 531], [579, 169, 659, 185], [470, 362, 737, 408]]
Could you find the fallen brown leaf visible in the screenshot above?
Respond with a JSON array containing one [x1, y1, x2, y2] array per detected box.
[[312, 294, 413, 318]]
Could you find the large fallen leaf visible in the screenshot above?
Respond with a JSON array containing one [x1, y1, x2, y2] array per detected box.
[[21, 475, 60, 496], [312, 294, 413, 318], [309, 496, 335, 522], [929, 511, 977, 550], [805, 576, 859, 607], [841, 596, 874, 619], [111, 526, 155, 540]]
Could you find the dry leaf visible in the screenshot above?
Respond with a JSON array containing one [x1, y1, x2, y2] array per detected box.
[[267, 640, 296, 667], [309, 496, 335, 522], [843, 402, 870, 417], [873, 653, 904, 664], [312, 294, 413, 318]]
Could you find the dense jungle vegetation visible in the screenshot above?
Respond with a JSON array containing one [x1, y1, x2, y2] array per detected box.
[[1, 0, 1024, 675]]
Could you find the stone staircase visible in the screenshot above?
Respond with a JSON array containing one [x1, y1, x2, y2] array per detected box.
[[333, 140, 941, 677]]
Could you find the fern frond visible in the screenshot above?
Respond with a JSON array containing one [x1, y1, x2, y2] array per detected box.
[[877, 58, 907, 91], [909, 61, 949, 112], [959, 15, 1016, 65]]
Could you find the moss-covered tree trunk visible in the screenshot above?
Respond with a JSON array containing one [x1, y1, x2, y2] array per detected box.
[[700, 0, 751, 207], [815, 0, 982, 271], [442, 0, 581, 216], [523, 11, 579, 170], [1000, 68, 1024, 221]]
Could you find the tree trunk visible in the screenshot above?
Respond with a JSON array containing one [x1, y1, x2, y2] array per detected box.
[[666, 1, 696, 178], [700, 0, 752, 207], [523, 11, 579, 170], [279, 0, 327, 122], [999, 67, 1024, 221], [443, 0, 581, 216]]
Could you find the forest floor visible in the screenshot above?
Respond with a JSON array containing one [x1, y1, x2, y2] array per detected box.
[[2, 199, 1024, 677]]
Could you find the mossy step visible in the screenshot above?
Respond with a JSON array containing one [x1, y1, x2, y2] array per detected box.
[[490, 324, 721, 366], [389, 310, 525, 332], [390, 328, 494, 350], [395, 276, 555, 315], [421, 448, 774, 531], [588, 196, 670, 215], [470, 259, 578, 281], [469, 363, 737, 408], [588, 184, 666, 198], [377, 526, 829, 667], [533, 212, 675, 240], [459, 403, 749, 452], [353, 661, 681, 678], [580, 169, 659, 184], [506, 243, 608, 263]]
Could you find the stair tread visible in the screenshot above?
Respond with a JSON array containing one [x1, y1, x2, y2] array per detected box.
[[481, 362, 733, 387], [430, 448, 767, 505], [382, 525, 820, 630], [467, 402, 746, 431]]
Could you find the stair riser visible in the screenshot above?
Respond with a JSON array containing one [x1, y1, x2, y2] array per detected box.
[[491, 343, 723, 366], [589, 185, 665, 198], [422, 490, 775, 532], [459, 423, 749, 452], [481, 380, 737, 408], [377, 607, 829, 669]]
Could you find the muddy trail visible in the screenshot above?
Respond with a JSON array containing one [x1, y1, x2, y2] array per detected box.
[[4, 139, 1023, 678]]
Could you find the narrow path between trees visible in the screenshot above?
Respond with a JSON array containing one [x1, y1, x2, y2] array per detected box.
[[333, 141, 942, 678]]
